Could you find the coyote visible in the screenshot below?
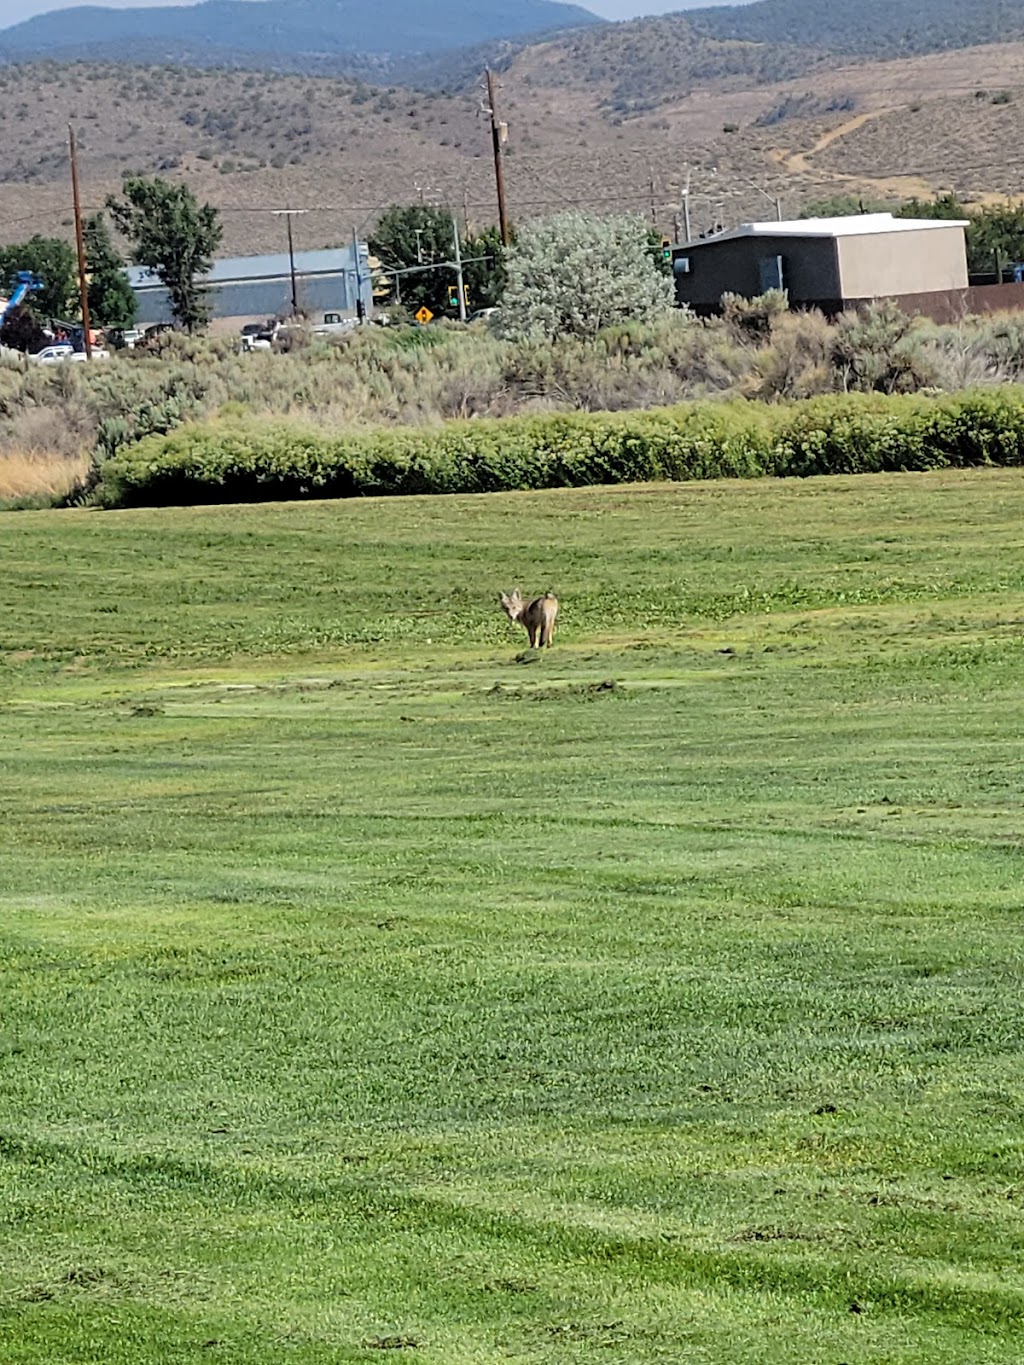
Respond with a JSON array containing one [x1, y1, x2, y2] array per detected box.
[[499, 590, 559, 648]]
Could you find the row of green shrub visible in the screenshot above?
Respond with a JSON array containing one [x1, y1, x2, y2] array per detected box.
[[99, 389, 1024, 507]]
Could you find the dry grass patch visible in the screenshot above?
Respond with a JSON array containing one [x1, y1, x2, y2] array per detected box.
[[0, 450, 91, 503]]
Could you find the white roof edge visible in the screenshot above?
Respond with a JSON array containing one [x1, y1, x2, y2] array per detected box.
[[677, 213, 970, 251]]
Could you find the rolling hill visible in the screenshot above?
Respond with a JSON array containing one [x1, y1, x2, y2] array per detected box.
[[3, 0, 1024, 264], [0, 0, 603, 73]]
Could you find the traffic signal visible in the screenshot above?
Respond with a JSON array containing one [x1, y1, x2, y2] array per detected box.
[[661, 236, 672, 262], [447, 285, 459, 308]]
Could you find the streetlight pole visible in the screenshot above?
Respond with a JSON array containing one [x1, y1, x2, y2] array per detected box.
[[452, 214, 466, 322], [739, 178, 784, 221]]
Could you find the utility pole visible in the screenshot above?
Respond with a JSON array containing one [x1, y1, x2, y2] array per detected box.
[[485, 68, 510, 247], [67, 123, 92, 360], [648, 166, 659, 230], [452, 214, 467, 322], [272, 208, 308, 316]]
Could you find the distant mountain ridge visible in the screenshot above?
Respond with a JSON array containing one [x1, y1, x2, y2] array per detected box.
[[4, 0, 1024, 88], [0, 0, 603, 66], [683, 0, 1024, 56]]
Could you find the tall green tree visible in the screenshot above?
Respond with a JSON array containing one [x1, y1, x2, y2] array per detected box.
[[370, 206, 508, 317], [462, 225, 509, 312], [0, 236, 77, 321], [84, 213, 137, 330], [107, 176, 223, 332], [371, 205, 455, 316], [499, 211, 674, 342], [964, 201, 1024, 275]]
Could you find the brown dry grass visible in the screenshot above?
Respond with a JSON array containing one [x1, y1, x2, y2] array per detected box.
[[0, 450, 91, 502]]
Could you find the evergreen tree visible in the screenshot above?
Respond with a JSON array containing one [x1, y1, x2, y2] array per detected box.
[[84, 213, 137, 330]]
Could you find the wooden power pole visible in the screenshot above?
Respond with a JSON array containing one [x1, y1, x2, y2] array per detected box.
[[68, 123, 92, 359], [485, 69, 510, 247]]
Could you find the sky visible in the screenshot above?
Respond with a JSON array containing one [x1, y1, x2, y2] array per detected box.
[[1, 0, 746, 29]]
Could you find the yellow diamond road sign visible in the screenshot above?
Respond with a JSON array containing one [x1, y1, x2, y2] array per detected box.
[[415, 306, 433, 324]]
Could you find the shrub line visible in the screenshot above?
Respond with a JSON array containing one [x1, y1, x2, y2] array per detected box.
[[98, 388, 1024, 508]]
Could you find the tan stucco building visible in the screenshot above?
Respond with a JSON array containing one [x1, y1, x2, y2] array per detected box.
[[672, 213, 970, 315]]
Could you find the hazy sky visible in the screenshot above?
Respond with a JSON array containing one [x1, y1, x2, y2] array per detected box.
[[1, 0, 745, 29]]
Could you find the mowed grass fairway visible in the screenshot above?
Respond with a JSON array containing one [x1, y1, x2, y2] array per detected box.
[[2, 471, 1024, 1363]]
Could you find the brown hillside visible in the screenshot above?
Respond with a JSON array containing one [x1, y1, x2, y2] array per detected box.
[[0, 41, 1022, 257]]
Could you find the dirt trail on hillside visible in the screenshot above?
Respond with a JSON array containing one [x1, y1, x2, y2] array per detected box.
[[768, 107, 937, 201], [780, 111, 892, 174]]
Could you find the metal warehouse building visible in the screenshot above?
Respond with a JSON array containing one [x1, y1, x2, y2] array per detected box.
[[127, 243, 373, 327], [672, 213, 970, 316]]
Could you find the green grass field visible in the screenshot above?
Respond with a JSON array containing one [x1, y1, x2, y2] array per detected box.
[[2, 470, 1024, 1363]]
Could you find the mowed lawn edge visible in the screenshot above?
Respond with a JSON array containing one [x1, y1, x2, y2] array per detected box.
[[1, 470, 1024, 1362]]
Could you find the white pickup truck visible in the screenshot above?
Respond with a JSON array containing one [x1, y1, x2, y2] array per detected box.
[[311, 312, 358, 337]]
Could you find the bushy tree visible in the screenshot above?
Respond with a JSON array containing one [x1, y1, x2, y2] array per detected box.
[[0, 236, 78, 320], [894, 192, 969, 221], [498, 211, 674, 342], [462, 225, 509, 312], [107, 175, 223, 332], [965, 201, 1024, 275], [84, 213, 137, 330], [370, 205, 508, 317], [371, 205, 456, 316]]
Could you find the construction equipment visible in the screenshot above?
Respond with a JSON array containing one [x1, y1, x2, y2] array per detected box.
[[0, 271, 44, 326]]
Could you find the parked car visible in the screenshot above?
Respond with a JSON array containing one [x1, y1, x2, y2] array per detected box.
[[69, 348, 111, 362]]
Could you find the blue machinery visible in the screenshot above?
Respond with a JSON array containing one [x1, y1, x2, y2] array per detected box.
[[0, 271, 44, 325]]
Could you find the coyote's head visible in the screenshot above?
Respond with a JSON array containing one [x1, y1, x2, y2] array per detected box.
[[499, 589, 524, 623]]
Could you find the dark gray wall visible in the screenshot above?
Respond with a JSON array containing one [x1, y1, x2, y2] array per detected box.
[[674, 235, 841, 312]]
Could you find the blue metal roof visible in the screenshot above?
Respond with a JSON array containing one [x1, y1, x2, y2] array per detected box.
[[127, 245, 367, 290]]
